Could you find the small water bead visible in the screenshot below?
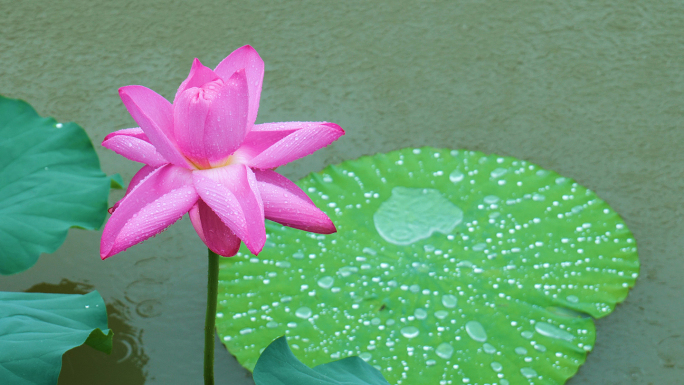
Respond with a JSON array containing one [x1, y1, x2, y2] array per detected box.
[[371, 318, 382, 325], [521, 331, 534, 339], [295, 307, 312, 319], [430, 311, 448, 321], [359, 352, 372, 362], [363, 247, 377, 255], [266, 321, 278, 328], [426, 359, 436, 366], [293, 252, 304, 259], [515, 347, 527, 355], [414, 308, 428, 320], [520, 367, 538, 378], [500, 380, 510, 385], [435, 342, 454, 359], [442, 294, 458, 308], [400, 326, 420, 339], [483, 343, 496, 354], [317, 276, 335, 289], [490, 168, 508, 178], [484, 195, 499, 204], [338, 266, 358, 277], [532, 193, 546, 201], [566, 295, 579, 303], [465, 321, 487, 342], [275, 261, 291, 268], [449, 170, 464, 182], [472, 243, 486, 251], [535, 322, 575, 341], [490, 362, 503, 372]]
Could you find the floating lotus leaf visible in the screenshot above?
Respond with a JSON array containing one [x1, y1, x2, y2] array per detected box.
[[216, 148, 639, 385], [0, 96, 110, 275], [253, 336, 390, 385], [0, 290, 112, 384]]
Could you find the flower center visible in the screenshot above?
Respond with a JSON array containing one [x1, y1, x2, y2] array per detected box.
[[206, 154, 238, 170]]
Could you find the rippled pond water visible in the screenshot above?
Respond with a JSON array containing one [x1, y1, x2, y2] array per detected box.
[[1, 1, 683, 384]]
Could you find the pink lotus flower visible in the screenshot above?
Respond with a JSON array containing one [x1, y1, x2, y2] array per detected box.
[[101, 46, 344, 259]]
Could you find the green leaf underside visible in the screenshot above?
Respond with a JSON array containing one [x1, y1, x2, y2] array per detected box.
[[254, 336, 390, 385], [0, 291, 112, 385], [217, 148, 639, 385], [0, 96, 110, 275]]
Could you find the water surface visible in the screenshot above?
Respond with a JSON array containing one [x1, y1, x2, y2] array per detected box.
[[1, 0, 683, 384]]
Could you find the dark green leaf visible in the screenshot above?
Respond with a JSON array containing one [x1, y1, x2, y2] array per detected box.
[[0, 290, 112, 385], [0, 96, 110, 275], [253, 336, 389, 385]]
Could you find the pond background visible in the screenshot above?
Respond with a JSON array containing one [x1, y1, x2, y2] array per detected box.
[[1, 0, 683, 384]]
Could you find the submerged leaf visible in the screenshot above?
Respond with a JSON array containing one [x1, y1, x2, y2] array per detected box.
[[0, 291, 112, 385], [0, 96, 110, 275], [217, 148, 639, 385], [253, 336, 390, 385]]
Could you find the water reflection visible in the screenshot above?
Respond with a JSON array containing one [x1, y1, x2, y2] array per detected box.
[[25, 279, 148, 385]]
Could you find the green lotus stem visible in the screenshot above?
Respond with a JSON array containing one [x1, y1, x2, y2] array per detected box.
[[204, 249, 219, 385]]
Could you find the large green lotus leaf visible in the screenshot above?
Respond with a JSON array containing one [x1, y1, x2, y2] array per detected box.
[[217, 148, 639, 385], [0, 96, 110, 275], [0, 290, 113, 384], [253, 336, 390, 385]]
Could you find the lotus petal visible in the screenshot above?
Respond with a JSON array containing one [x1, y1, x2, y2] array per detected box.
[[193, 164, 265, 255], [214, 45, 264, 129], [118, 85, 193, 168], [174, 58, 221, 104], [189, 200, 242, 257], [102, 127, 167, 167], [242, 122, 344, 170], [101, 164, 197, 258], [255, 169, 335, 234], [173, 69, 249, 168]]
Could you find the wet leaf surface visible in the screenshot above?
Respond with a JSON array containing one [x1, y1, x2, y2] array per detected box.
[[218, 147, 639, 385], [0, 290, 112, 385], [0, 96, 110, 275]]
